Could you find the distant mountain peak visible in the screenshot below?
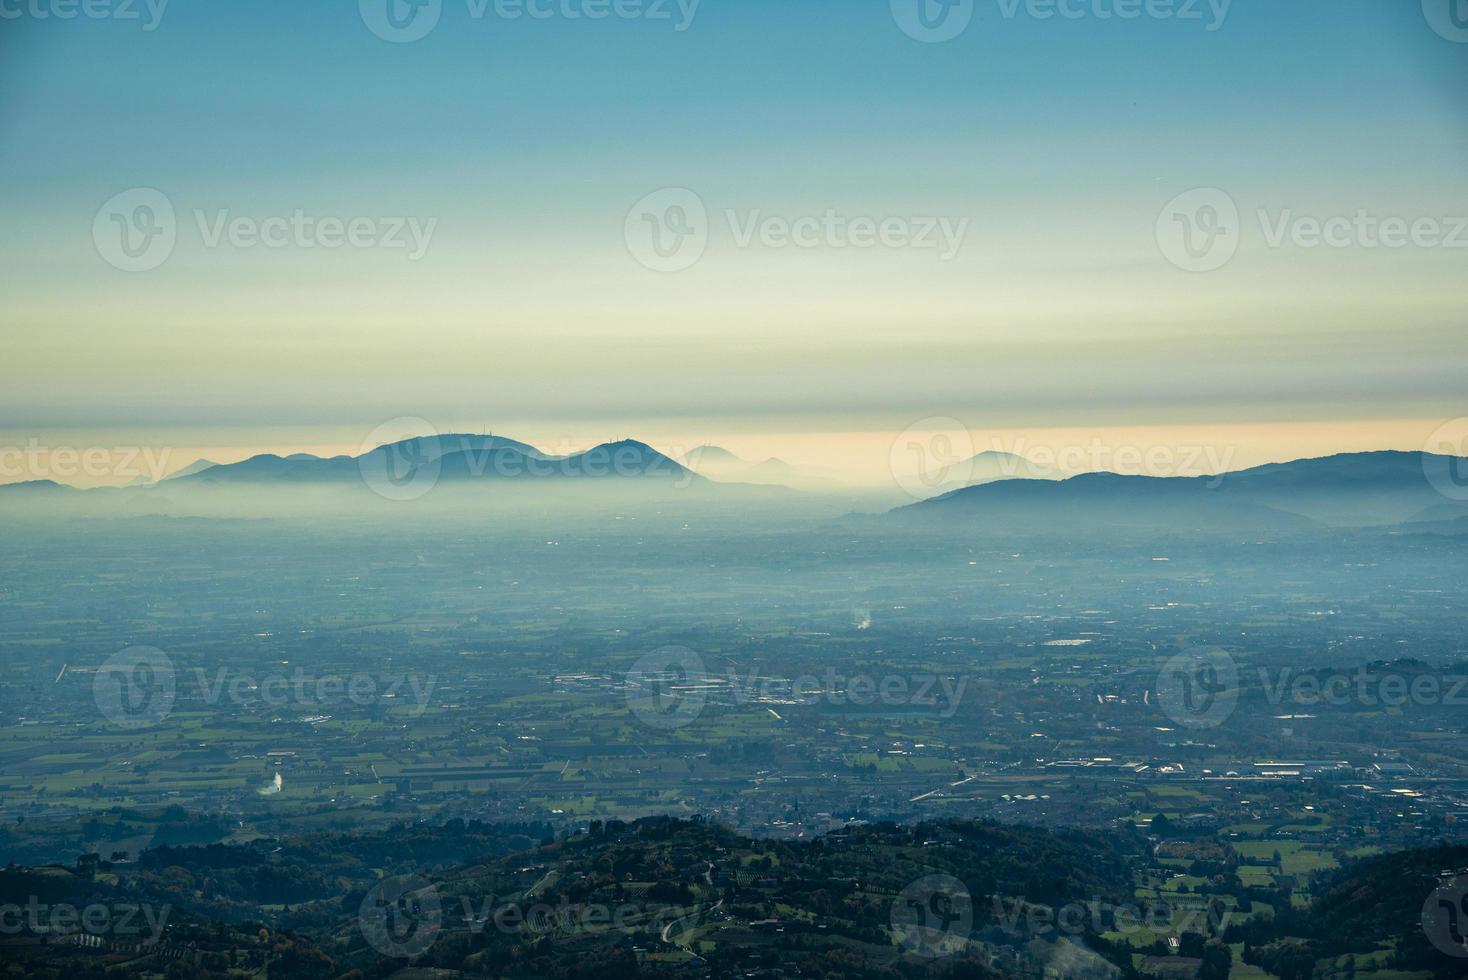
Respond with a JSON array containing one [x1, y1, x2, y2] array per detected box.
[[683, 445, 744, 466], [0, 479, 67, 491], [368, 433, 547, 462], [164, 458, 221, 481], [572, 440, 695, 479], [599, 438, 657, 451]]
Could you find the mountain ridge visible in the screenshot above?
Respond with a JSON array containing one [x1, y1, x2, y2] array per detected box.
[[170, 435, 695, 486], [896, 450, 1466, 529]]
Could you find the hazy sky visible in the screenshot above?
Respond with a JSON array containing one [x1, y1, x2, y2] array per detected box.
[[1, 0, 1464, 481]]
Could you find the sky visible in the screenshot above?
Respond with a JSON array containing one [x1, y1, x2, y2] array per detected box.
[[1, 0, 1465, 485]]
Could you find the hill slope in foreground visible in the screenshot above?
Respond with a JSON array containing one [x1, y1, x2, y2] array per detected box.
[[2, 816, 1464, 979]]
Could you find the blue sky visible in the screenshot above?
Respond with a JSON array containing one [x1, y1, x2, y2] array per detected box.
[[1, 0, 1464, 472]]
